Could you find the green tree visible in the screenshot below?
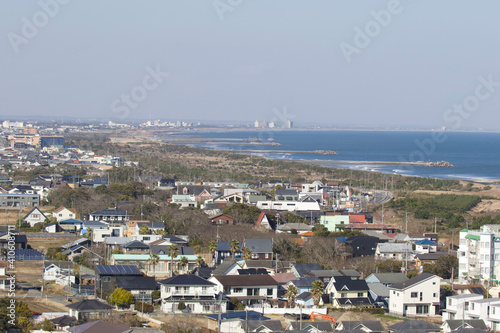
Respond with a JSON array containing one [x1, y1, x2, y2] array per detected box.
[[310, 280, 324, 306], [179, 256, 189, 272], [148, 253, 160, 278], [108, 288, 134, 308], [208, 240, 217, 266], [139, 224, 151, 235], [229, 239, 240, 260], [434, 255, 458, 279], [196, 255, 205, 268], [312, 224, 330, 237], [168, 244, 179, 276], [376, 259, 403, 273], [178, 301, 186, 311], [285, 284, 298, 308], [41, 318, 54, 331], [241, 246, 252, 260]]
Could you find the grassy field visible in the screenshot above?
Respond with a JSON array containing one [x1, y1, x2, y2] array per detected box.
[[14, 261, 44, 284], [26, 237, 75, 253]]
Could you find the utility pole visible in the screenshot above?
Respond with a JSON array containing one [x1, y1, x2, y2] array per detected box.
[[405, 212, 408, 234]]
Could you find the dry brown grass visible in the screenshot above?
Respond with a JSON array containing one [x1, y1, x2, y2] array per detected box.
[[14, 261, 44, 283], [27, 237, 75, 253], [21, 297, 68, 313]]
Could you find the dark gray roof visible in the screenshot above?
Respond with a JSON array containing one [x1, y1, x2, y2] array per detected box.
[[62, 238, 90, 249], [337, 297, 372, 306], [339, 321, 384, 332], [66, 299, 113, 310], [292, 263, 322, 277], [44, 261, 74, 269], [288, 321, 333, 331], [116, 276, 157, 291], [243, 319, 284, 332], [451, 329, 488, 333], [368, 282, 389, 298], [217, 241, 242, 252], [388, 320, 440, 333], [244, 238, 273, 254], [158, 274, 215, 286], [275, 189, 298, 195], [136, 222, 164, 229], [122, 240, 149, 249], [446, 320, 488, 331], [389, 273, 438, 290], [238, 269, 269, 275], [290, 277, 321, 288], [90, 208, 130, 216], [213, 261, 239, 275], [95, 265, 141, 276], [67, 320, 129, 333], [333, 276, 369, 291], [296, 291, 312, 300], [416, 252, 454, 260], [193, 266, 215, 279], [51, 315, 77, 326]]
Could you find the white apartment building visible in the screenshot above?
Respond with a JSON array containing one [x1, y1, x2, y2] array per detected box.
[[442, 294, 500, 331], [458, 225, 500, 284]]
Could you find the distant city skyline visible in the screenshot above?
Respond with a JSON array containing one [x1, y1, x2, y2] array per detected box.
[[1, 1, 500, 130]]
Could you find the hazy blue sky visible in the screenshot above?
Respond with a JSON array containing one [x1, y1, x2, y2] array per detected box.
[[1, 1, 499, 129]]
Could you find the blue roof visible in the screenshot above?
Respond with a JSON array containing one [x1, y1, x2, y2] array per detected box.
[[336, 237, 349, 243], [95, 265, 141, 275], [205, 311, 269, 321], [414, 239, 438, 245], [59, 218, 84, 224]]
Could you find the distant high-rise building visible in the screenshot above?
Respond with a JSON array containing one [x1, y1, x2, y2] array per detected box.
[[286, 120, 293, 128], [254, 120, 260, 128]]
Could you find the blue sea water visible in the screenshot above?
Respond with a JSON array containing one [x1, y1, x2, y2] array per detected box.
[[185, 130, 500, 181]]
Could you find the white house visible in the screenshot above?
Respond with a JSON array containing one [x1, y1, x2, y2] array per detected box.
[[256, 200, 320, 212], [159, 274, 226, 314], [442, 294, 500, 331], [43, 261, 74, 281], [388, 273, 441, 317], [375, 243, 413, 261], [52, 206, 77, 222], [0, 262, 12, 290], [22, 207, 47, 227]]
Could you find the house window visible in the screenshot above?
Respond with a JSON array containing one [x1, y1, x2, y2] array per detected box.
[[103, 276, 111, 282], [233, 288, 243, 293], [416, 305, 429, 314], [433, 293, 438, 297], [267, 288, 273, 296], [358, 292, 363, 297], [341, 293, 347, 298], [411, 292, 418, 298]]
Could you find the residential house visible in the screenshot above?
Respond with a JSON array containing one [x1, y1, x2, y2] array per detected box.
[[61, 244, 87, 261], [209, 213, 234, 225], [159, 274, 225, 314], [209, 274, 279, 306], [44, 222, 63, 233], [275, 189, 299, 201], [416, 252, 454, 272], [61, 238, 91, 251], [305, 269, 361, 284], [212, 261, 241, 276], [22, 206, 46, 227], [336, 321, 384, 333], [452, 285, 486, 296], [345, 236, 384, 257], [94, 265, 143, 299], [368, 283, 391, 308], [276, 222, 312, 234], [115, 275, 157, 303], [216, 241, 242, 264], [0, 262, 11, 290], [171, 194, 197, 208], [92, 225, 124, 243], [53, 206, 77, 222], [121, 240, 149, 254], [375, 243, 413, 261], [59, 218, 84, 232], [66, 300, 113, 322], [43, 261, 74, 281], [177, 185, 212, 202], [126, 221, 164, 237], [286, 277, 322, 296], [388, 273, 441, 317], [345, 223, 398, 234], [318, 213, 350, 232], [442, 294, 487, 321], [414, 239, 438, 254], [365, 273, 408, 287], [0, 233, 27, 249], [111, 254, 198, 277], [256, 200, 321, 212], [442, 320, 488, 333], [0, 193, 40, 207], [244, 238, 273, 260], [291, 263, 322, 278], [387, 321, 440, 333], [255, 212, 272, 230], [89, 207, 130, 223], [326, 275, 371, 307], [205, 311, 270, 332], [66, 320, 129, 332]]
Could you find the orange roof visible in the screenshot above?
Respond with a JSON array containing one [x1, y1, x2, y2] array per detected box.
[[300, 231, 314, 237], [349, 215, 365, 223], [53, 206, 77, 214]]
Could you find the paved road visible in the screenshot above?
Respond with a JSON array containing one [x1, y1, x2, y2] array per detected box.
[[371, 190, 393, 204]]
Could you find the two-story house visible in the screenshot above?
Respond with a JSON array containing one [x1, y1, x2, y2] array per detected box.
[[159, 274, 226, 314], [43, 261, 74, 281], [53, 206, 77, 222], [244, 238, 273, 260], [326, 276, 371, 307], [22, 206, 46, 227], [209, 275, 279, 307], [388, 273, 441, 317]]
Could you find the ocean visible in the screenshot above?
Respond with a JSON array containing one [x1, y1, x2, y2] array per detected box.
[[173, 130, 500, 182]]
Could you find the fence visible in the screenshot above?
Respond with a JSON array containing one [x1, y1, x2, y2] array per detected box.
[[245, 307, 328, 315]]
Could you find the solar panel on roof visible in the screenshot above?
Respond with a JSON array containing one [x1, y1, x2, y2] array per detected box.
[[470, 287, 484, 294]]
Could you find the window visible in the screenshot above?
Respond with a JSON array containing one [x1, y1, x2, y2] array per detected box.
[[411, 292, 418, 298], [358, 292, 363, 297], [233, 288, 243, 293], [341, 293, 347, 298], [103, 276, 111, 282], [267, 288, 273, 296], [433, 293, 438, 297], [416, 305, 429, 314]]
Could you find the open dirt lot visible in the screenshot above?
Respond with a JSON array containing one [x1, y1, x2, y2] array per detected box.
[[14, 261, 44, 284], [27, 237, 74, 253], [21, 297, 68, 313]]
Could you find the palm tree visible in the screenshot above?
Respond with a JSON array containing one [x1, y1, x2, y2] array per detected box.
[[241, 246, 252, 260], [229, 239, 240, 260], [285, 284, 298, 308], [208, 240, 217, 266], [179, 256, 188, 273], [196, 255, 205, 268], [168, 244, 179, 276], [310, 280, 324, 306], [148, 253, 160, 278]]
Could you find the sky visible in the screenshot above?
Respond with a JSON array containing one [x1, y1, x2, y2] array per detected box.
[[1, 0, 500, 129]]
